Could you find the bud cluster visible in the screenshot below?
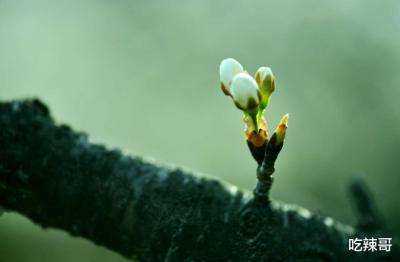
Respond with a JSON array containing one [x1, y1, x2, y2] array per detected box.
[[219, 58, 288, 147]]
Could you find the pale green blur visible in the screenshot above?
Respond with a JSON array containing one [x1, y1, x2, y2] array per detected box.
[[1, 0, 399, 261]]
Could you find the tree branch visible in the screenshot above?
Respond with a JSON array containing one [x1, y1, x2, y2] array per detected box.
[[0, 99, 397, 261]]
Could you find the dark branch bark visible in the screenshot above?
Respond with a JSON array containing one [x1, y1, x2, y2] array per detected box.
[[0, 99, 397, 261], [349, 176, 386, 233]]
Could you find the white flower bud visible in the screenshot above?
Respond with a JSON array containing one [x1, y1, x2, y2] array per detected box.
[[230, 73, 261, 110], [255, 66, 275, 109], [255, 66, 273, 82], [219, 58, 244, 95]]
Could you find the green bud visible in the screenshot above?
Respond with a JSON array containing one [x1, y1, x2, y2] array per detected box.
[[254, 66, 275, 110]]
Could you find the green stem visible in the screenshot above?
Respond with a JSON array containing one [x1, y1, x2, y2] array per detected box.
[[249, 110, 259, 131]]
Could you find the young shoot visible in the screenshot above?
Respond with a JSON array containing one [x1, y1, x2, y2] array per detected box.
[[218, 58, 287, 149]]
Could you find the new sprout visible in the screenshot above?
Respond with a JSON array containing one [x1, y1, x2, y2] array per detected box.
[[273, 114, 289, 145], [218, 58, 288, 148]]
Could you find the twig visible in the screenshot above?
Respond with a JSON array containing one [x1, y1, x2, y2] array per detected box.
[[349, 175, 385, 232], [0, 99, 397, 261]]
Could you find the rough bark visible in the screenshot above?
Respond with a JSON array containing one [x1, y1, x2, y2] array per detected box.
[[0, 99, 397, 261]]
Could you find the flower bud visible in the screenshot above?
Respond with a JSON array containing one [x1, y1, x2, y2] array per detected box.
[[219, 58, 244, 96], [273, 114, 289, 145], [254, 66, 275, 108], [230, 73, 261, 111]]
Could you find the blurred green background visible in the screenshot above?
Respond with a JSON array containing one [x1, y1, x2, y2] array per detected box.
[[1, 0, 399, 261]]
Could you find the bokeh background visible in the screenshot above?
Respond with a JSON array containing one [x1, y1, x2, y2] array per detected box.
[[1, 0, 400, 261]]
